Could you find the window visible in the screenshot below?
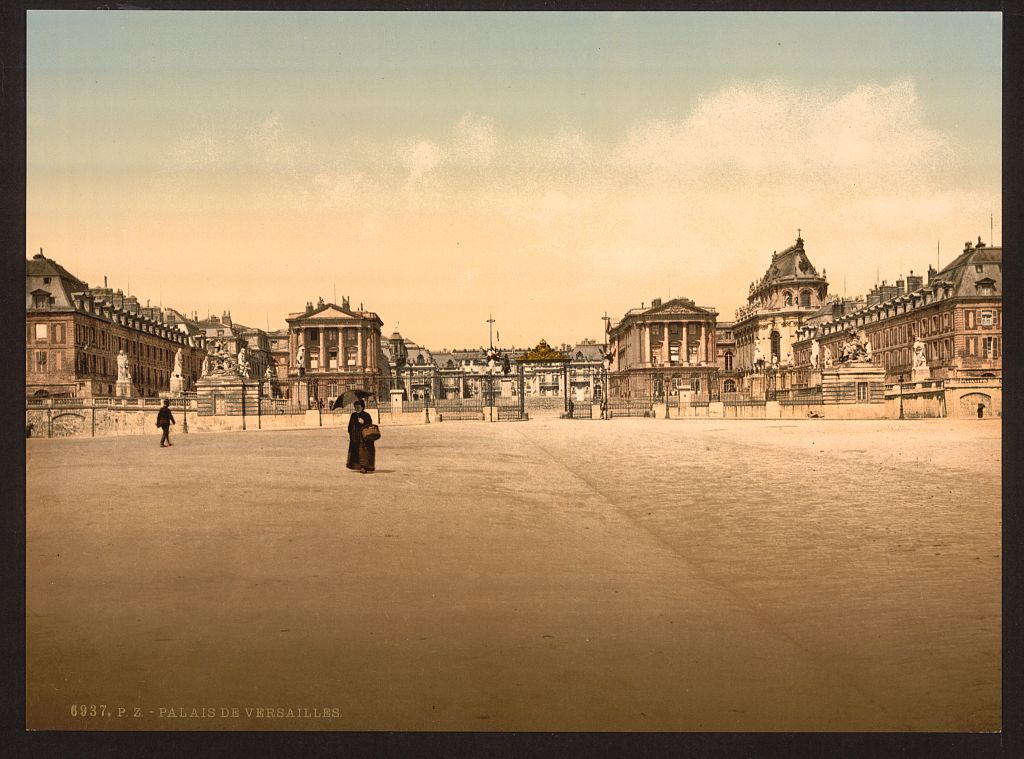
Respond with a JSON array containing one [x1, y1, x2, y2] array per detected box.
[[35, 323, 47, 340], [975, 264, 984, 273], [856, 382, 869, 402], [983, 337, 994, 358], [690, 378, 701, 392], [967, 311, 975, 328], [783, 291, 793, 307], [724, 351, 733, 371], [980, 310, 993, 327], [800, 290, 811, 308], [770, 331, 781, 361], [36, 351, 47, 371], [32, 293, 49, 308], [723, 379, 737, 393]]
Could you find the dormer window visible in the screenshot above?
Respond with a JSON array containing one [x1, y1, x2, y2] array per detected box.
[[975, 278, 996, 297], [975, 264, 984, 273], [43, 277, 51, 284]]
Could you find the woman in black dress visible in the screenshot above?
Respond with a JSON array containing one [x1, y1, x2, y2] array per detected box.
[[346, 400, 376, 473]]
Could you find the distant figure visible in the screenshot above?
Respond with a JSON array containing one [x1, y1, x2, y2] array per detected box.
[[977, 403, 985, 419], [347, 400, 376, 473], [26, 422, 34, 438], [156, 399, 176, 447]]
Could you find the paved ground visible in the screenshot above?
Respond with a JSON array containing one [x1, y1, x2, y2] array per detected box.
[[26, 418, 1001, 731]]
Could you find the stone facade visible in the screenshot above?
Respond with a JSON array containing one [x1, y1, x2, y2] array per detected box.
[[792, 239, 1002, 385], [285, 297, 387, 408], [26, 252, 204, 398], [607, 296, 719, 398], [733, 236, 829, 379]]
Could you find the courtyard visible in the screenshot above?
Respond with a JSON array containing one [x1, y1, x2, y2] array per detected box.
[[25, 418, 1001, 732]]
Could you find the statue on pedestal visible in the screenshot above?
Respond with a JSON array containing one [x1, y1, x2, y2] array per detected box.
[[823, 345, 833, 368], [172, 348, 183, 378], [237, 346, 250, 379], [810, 339, 820, 369], [753, 343, 765, 371], [116, 349, 131, 382], [201, 354, 210, 378], [912, 337, 927, 369]]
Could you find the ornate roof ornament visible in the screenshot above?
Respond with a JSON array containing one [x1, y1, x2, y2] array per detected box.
[[517, 339, 570, 363]]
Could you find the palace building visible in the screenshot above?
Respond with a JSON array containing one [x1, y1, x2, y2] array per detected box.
[[26, 251, 205, 398], [792, 238, 1002, 384], [607, 296, 720, 398], [284, 296, 388, 405]]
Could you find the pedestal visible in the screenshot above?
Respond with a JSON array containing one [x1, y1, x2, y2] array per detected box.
[[115, 380, 135, 398], [390, 389, 405, 413], [170, 375, 186, 395], [911, 366, 931, 383], [821, 362, 887, 412]]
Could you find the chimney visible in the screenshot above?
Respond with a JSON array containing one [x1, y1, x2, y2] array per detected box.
[[896, 277, 905, 297], [305, 302, 313, 315], [906, 270, 923, 293], [927, 265, 938, 284], [651, 298, 662, 308], [342, 296, 350, 310]]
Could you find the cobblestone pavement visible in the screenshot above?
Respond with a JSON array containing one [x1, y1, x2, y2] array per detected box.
[[26, 418, 1001, 731]]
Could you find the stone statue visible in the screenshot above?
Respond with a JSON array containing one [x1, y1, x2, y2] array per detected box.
[[116, 349, 130, 382], [912, 338, 927, 369], [172, 348, 183, 377], [296, 345, 305, 366], [783, 349, 792, 367], [264, 366, 273, 380], [857, 329, 873, 361], [753, 343, 764, 367], [237, 346, 250, 378], [823, 344, 833, 368], [201, 354, 210, 377], [810, 339, 820, 369]]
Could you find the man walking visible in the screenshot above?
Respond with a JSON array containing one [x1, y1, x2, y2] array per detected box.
[[157, 399, 176, 447]]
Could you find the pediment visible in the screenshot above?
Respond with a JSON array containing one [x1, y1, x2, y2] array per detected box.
[[307, 305, 358, 320], [647, 300, 714, 317]]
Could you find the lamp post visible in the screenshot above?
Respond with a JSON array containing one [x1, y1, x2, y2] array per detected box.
[[898, 373, 905, 420]]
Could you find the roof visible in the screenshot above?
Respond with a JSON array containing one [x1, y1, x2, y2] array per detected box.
[[751, 237, 826, 297], [26, 254, 89, 311], [932, 242, 1001, 298], [26, 253, 89, 291]]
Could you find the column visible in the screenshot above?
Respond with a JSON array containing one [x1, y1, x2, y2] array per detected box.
[[698, 323, 706, 365], [357, 326, 365, 369], [319, 328, 325, 373], [662, 323, 670, 365]]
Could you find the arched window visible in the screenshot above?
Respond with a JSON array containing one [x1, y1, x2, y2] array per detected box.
[[415, 354, 425, 365], [783, 291, 793, 307], [724, 351, 733, 371], [770, 331, 781, 361], [576, 351, 584, 360], [800, 290, 811, 308], [446, 359, 454, 369], [723, 379, 737, 393]]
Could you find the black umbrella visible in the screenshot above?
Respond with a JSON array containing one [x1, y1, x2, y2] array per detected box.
[[330, 389, 374, 410]]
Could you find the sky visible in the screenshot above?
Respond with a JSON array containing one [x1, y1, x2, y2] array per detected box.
[[26, 11, 1001, 350]]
